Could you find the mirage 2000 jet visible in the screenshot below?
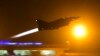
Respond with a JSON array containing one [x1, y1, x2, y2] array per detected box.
[[11, 16, 79, 38], [36, 16, 79, 30]]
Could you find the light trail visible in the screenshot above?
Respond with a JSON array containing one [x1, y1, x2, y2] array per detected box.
[[11, 28, 39, 38]]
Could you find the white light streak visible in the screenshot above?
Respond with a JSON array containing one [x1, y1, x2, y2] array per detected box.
[[11, 28, 39, 38]]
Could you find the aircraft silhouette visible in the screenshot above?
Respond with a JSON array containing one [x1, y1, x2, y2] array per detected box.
[[11, 16, 79, 38], [37, 16, 79, 30]]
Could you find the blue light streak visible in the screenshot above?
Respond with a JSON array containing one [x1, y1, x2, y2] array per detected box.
[[0, 41, 43, 46]]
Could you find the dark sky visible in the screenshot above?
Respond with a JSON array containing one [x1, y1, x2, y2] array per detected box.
[[0, 0, 99, 50]]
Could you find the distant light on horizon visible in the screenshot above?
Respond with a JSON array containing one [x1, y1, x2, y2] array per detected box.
[[40, 50, 55, 55], [11, 28, 39, 38]]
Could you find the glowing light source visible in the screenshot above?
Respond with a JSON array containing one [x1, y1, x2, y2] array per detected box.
[[40, 50, 55, 55], [0, 50, 8, 55], [72, 24, 87, 38], [11, 28, 39, 38]]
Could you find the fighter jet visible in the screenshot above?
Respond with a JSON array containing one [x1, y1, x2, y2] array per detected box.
[[37, 16, 79, 30], [11, 16, 79, 38]]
